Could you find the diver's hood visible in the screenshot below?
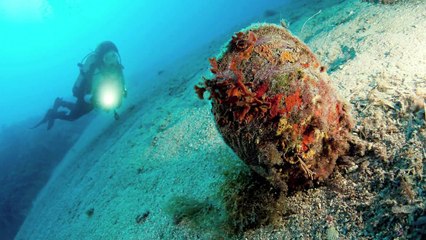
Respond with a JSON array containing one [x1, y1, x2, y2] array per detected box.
[[103, 50, 120, 67]]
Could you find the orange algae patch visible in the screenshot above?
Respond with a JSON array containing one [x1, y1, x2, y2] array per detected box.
[[254, 45, 276, 64], [284, 89, 303, 113], [301, 130, 315, 152], [231, 31, 257, 61], [301, 62, 310, 68], [269, 94, 285, 118], [255, 82, 269, 98], [280, 51, 295, 63], [229, 57, 250, 95]]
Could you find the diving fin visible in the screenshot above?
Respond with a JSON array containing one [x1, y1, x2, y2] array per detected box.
[[31, 109, 55, 130], [47, 119, 55, 130], [32, 98, 63, 130]]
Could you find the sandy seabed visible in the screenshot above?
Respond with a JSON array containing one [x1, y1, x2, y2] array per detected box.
[[16, 0, 425, 239]]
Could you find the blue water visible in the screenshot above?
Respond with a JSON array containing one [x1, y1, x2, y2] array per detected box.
[[0, 0, 286, 128], [0, 1, 288, 239]]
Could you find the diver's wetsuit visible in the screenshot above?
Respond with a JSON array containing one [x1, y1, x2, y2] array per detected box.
[[32, 91, 94, 130], [52, 97, 94, 121], [33, 41, 122, 130], [33, 56, 97, 130]]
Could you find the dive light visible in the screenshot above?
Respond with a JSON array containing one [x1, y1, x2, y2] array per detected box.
[[97, 79, 121, 110], [93, 72, 125, 111]]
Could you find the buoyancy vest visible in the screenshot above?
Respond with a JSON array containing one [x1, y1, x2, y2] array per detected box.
[[72, 41, 123, 100]]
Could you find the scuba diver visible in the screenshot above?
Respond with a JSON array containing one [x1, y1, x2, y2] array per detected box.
[[33, 41, 127, 130]]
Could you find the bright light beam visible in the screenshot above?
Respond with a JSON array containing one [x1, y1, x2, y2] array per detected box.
[[97, 80, 122, 110]]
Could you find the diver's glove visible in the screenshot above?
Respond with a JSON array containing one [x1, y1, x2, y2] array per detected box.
[[114, 110, 120, 120]]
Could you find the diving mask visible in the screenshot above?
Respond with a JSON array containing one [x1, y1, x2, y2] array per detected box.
[[103, 51, 119, 66]]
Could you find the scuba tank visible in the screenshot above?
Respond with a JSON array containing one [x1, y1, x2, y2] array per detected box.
[[73, 42, 126, 119]]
